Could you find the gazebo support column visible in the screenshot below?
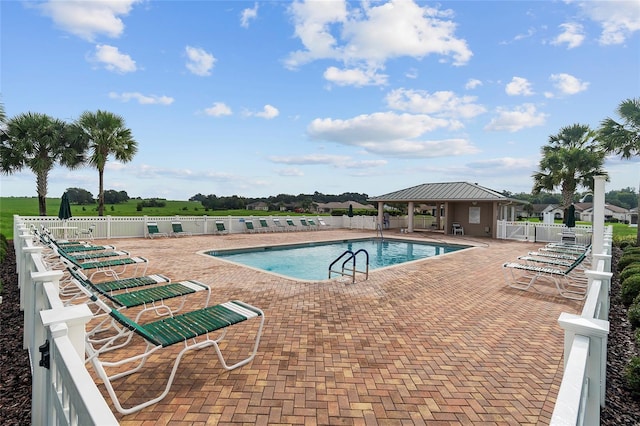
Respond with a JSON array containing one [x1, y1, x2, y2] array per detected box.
[[408, 201, 415, 232], [377, 201, 384, 229]]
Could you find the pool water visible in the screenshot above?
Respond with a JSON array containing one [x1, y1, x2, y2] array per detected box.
[[206, 238, 468, 281]]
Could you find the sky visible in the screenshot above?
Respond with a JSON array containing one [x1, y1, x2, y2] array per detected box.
[[1, 0, 639, 201]]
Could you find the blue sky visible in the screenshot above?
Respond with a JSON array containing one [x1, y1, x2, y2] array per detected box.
[[2, 0, 639, 201]]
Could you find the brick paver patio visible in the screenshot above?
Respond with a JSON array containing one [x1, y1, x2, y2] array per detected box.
[[82, 229, 583, 425]]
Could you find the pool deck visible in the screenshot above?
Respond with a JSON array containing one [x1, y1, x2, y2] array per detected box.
[[85, 229, 584, 425]]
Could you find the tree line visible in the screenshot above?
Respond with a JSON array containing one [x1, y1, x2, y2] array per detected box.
[[189, 191, 371, 211]]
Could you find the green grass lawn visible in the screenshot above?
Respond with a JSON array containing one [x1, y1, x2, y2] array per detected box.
[[0, 197, 312, 239]]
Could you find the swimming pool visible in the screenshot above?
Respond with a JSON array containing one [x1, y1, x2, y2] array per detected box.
[[205, 238, 469, 281]]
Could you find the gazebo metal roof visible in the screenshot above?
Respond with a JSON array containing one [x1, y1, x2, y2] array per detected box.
[[368, 182, 524, 203]]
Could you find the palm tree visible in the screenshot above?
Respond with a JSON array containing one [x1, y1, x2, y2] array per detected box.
[[0, 112, 86, 215], [74, 110, 138, 216], [532, 124, 607, 211], [599, 97, 640, 245]]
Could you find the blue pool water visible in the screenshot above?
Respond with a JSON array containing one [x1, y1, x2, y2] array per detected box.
[[206, 238, 469, 281]]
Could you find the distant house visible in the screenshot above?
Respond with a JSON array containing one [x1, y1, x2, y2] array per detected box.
[[580, 203, 632, 223], [527, 202, 632, 223], [247, 201, 269, 211], [315, 201, 375, 214]]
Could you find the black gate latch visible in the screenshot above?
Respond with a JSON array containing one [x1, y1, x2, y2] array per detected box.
[[39, 340, 50, 369]]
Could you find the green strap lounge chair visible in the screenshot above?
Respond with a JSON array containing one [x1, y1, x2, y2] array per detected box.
[[258, 218, 271, 232], [244, 220, 257, 233], [299, 219, 311, 230], [146, 222, 168, 238], [55, 247, 149, 280], [171, 221, 192, 237], [502, 255, 588, 300], [86, 297, 265, 415], [285, 218, 297, 231], [215, 220, 228, 235]]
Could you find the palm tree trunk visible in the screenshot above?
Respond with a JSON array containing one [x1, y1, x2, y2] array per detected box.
[[98, 168, 105, 216], [36, 170, 48, 216]]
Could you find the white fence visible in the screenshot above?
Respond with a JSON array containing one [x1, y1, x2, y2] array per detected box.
[[15, 214, 361, 239], [550, 227, 613, 425], [497, 220, 593, 244], [14, 224, 118, 425]]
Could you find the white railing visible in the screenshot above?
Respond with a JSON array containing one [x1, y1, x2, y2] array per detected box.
[[497, 220, 593, 245], [14, 224, 119, 425], [550, 226, 613, 425], [14, 214, 355, 239]]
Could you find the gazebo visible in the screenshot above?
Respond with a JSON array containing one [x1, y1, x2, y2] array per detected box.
[[368, 182, 527, 238]]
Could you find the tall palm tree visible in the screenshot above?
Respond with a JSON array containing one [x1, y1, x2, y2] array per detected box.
[[0, 112, 86, 215], [74, 110, 138, 216], [532, 124, 607, 210], [599, 97, 640, 245]]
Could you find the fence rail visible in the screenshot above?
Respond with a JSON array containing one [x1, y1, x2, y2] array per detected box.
[[497, 220, 593, 244]]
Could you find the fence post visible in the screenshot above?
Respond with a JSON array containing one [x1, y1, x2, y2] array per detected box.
[[29, 269, 64, 426], [41, 304, 94, 361], [558, 312, 610, 421]]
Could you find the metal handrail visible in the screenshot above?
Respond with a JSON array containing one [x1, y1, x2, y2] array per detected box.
[[328, 249, 369, 283]]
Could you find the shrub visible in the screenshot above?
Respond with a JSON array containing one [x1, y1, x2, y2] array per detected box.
[[623, 246, 640, 255], [619, 254, 640, 270], [624, 356, 640, 396], [614, 235, 638, 248], [622, 275, 640, 306], [620, 265, 640, 282], [629, 298, 640, 328], [0, 233, 7, 264]]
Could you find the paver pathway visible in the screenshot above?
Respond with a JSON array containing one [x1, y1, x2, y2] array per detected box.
[[82, 230, 583, 425]]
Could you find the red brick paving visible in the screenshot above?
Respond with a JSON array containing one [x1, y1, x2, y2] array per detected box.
[[77, 230, 582, 425]]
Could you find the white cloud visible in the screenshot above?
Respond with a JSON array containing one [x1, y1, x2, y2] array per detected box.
[[467, 157, 537, 173], [38, 0, 140, 41], [386, 88, 486, 119], [286, 0, 472, 87], [248, 105, 279, 119], [484, 104, 547, 132], [550, 73, 589, 95], [505, 77, 534, 96], [185, 46, 216, 76], [91, 44, 137, 73], [240, 3, 259, 28], [308, 112, 451, 144], [204, 102, 232, 117], [578, 1, 640, 45], [465, 79, 482, 90], [108, 92, 174, 105], [307, 111, 478, 158], [276, 168, 305, 177], [552, 22, 585, 49], [269, 154, 387, 169], [323, 66, 388, 87]]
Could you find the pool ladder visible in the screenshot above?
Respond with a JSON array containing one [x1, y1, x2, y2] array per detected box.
[[328, 249, 369, 284]]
